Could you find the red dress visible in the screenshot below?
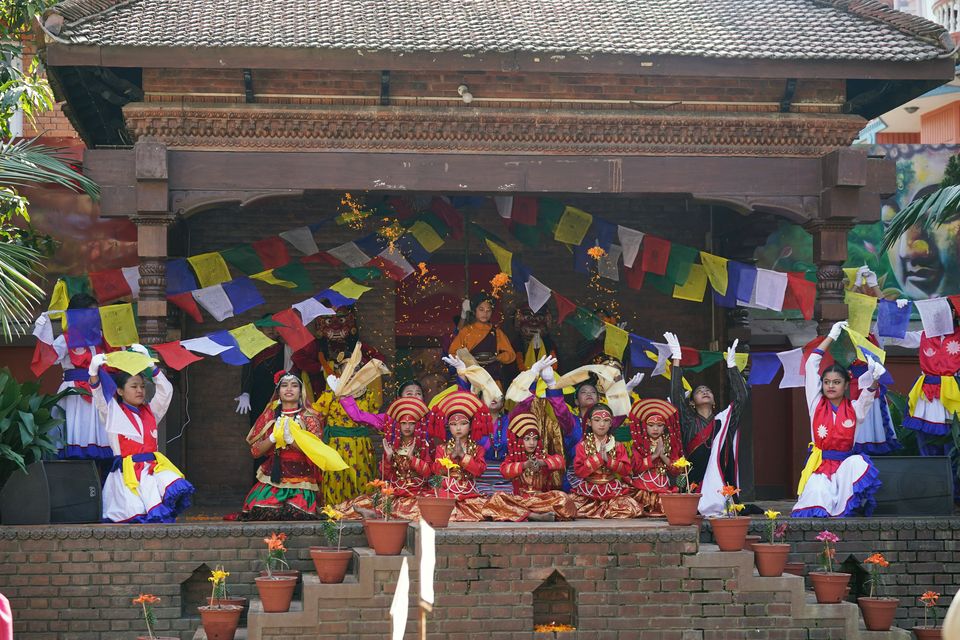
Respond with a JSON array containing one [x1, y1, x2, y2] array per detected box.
[[433, 440, 488, 521], [480, 452, 577, 521], [571, 435, 644, 519]]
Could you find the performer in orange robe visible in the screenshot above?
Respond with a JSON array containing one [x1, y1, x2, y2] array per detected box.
[[481, 412, 577, 521], [628, 399, 682, 516], [429, 391, 494, 521], [572, 403, 644, 519], [449, 294, 517, 384]]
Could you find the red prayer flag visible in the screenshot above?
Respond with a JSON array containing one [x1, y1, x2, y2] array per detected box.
[[30, 340, 59, 377], [784, 272, 816, 321], [272, 308, 315, 352], [801, 336, 834, 375], [252, 237, 291, 270], [553, 292, 576, 324], [640, 235, 670, 275], [680, 346, 701, 367], [167, 292, 204, 323], [367, 255, 408, 281], [89, 269, 132, 304], [153, 341, 204, 371], [388, 197, 416, 220], [624, 260, 645, 290], [430, 197, 464, 240], [949, 295, 960, 318], [302, 252, 343, 267], [511, 196, 539, 226]]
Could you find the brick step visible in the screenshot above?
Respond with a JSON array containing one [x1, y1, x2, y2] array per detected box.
[[192, 626, 248, 640]]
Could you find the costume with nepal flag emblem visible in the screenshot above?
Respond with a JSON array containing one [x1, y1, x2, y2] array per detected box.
[[51, 329, 115, 460], [629, 399, 683, 516], [572, 405, 645, 519], [791, 330, 882, 518], [91, 360, 194, 523]]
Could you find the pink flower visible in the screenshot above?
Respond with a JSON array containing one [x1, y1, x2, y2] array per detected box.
[[815, 530, 839, 544]]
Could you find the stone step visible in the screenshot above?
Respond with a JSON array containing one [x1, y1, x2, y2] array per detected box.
[[192, 627, 248, 640]]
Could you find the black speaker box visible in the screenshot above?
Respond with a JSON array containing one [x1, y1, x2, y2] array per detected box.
[[0, 460, 101, 525], [872, 456, 954, 516]]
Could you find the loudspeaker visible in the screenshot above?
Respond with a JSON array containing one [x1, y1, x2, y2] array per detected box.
[[872, 456, 954, 516], [0, 460, 101, 525]]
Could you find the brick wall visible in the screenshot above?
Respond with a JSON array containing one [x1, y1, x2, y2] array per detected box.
[[141, 68, 845, 113], [19, 41, 83, 141], [179, 193, 722, 506]]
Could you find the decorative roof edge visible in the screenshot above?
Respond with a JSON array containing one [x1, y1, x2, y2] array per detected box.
[[815, 0, 956, 54], [45, 0, 135, 28]]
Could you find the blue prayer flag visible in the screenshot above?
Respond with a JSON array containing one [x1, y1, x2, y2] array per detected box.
[[222, 277, 265, 315], [747, 352, 781, 385], [209, 330, 250, 366], [876, 299, 911, 339], [510, 257, 532, 292], [166, 258, 199, 295], [315, 289, 355, 309], [630, 334, 657, 369], [736, 265, 758, 304], [65, 309, 103, 348]]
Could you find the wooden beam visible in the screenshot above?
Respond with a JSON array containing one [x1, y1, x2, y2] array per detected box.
[[45, 43, 956, 81]]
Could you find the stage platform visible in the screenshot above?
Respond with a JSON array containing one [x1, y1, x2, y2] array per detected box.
[[1, 515, 958, 639]]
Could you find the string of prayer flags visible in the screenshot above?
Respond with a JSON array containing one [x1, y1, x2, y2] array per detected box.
[[640, 235, 671, 276], [777, 348, 805, 388], [252, 237, 290, 270], [222, 244, 268, 276], [279, 227, 319, 256], [192, 285, 235, 322], [554, 206, 593, 245], [553, 292, 576, 324], [734, 352, 749, 372], [664, 245, 699, 286], [47, 279, 69, 318], [618, 226, 644, 268], [844, 290, 878, 337], [291, 296, 335, 325], [494, 196, 513, 219], [315, 288, 355, 310], [428, 196, 465, 239], [713, 261, 743, 308], [485, 239, 513, 276], [104, 351, 156, 376], [271, 262, 313, 293], [90, 269, 132, 304], [629, 335, 657, 369], [624, 261, 645, 290], [328, 241, 372, 268], [510, 258, 532, 293], [592, 218, 617, 251], [783, 272, 816, 321], [180, 336, 232, 356], [152, 341, 203, 371], [408, 220, 445, 253], [509, 196, 539, 225], [915, 297, 954, 337], [208, 330, 250, 366], [747, 352, 781, 385], [650, 343, 673, 377], [187, 252, 232, 289], [272, 308, 315, 352], [393, 233, 430, 265], [65, 309, 102, 348], [754, 268, 788, 311], [597, 245, 622, 281], [735, 265, 758, 306], [567, 306, 604, 340], [370, 249, 414, 281], [603, 322, 629, 359], [167, 258, 199, 295], [843, 324, 886, 364], [686, 350, 724, 373], [222, 277, 266, 315], [672, 264, 708, 302], [229, 323, 277, 359], [329, 278, 371, 301], [877, 299, 911, 339], [168, 292, 204, 323], [699, 252, 729, 295], [99, 303, 139, 347]]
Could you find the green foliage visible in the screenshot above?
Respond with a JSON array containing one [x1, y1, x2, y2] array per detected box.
[[320, 519, 339, 546], [941, 154, 960, 188], [0, 367, 76, 487], [880, 184, 960, 254]]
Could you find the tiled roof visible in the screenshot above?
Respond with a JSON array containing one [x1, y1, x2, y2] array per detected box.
[[46, 0, 953, 63]]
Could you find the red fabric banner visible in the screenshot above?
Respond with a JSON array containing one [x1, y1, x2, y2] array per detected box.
[[30, 341, 59, 378], [510, 196, 539, 226], [252, 236, 291, 270], [167, 292, 204, 323], [89, 269, 132, 304], [553, 292, 577, 324], [624, 261, 645, 290], [272, 308, 316, 353], [784, 272, 816, 321], [640, 236, 670, 275], [153, 341, 204, 371]]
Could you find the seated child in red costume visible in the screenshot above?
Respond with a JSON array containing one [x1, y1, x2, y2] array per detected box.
[[572, 403, 644, 519], [629, 398, 683, 516], [429, 391, 494, 521]]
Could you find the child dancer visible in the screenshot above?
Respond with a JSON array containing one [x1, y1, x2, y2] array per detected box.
[[430, 391, 493, 521], [629, 398, 683, 516], [571, 403, 644, 519]]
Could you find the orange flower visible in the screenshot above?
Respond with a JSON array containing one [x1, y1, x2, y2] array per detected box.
[[381, 486, 396, 497], [366, 479, 388, 491], [864, 553, 890, 567], [720, 485, 740, 497], [587, 246, 606, 260], [490, 272, 510, 298], [920, 591, 940, 606], [132, 594, 160, 605], [417, 262, 429, 277], [264, 532, 287, 553]]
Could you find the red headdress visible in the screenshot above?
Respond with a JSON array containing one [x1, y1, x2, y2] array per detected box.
[[505, 412, 543, 463], [429, 391, 494, 442], [383, 397, 430, 449], [628, 398, 682, 456]]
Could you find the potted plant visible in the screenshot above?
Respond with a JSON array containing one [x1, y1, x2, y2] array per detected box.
[[808, 530, 849, 604], [133, 593, 177, 640], [310, 505, 352, 584], [207, 563, 246, 611], [417, 457, 458, 528], [707, 485, 749, 551], [257, 531, 298, 580], [659, 456, 701, 526], [254, 533, 297, 613], [753, 511, 790, 577], [913, 591, 942, 639], [363, 479, 410, 555], [858, 553, 898, 631], [198, 568, 242, 640]]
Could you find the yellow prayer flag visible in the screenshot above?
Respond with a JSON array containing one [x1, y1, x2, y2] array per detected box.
[[734, 352, 749, 372], [48, 279, 69, 321], [554, 206, 593, 245], [699, 252, 729, 296], [187, 252, 232, 288], [329, 278, 372, 300], [603, 323, 629, 359], [250, 269, 297, 289], [228, 323, 277, 359], [485, 239, 513, 276], [99, 303, 139, 347], [843, 325, 886, 364], [843, 267, 860, 290], [104, 351, 156, 376], [408, 221, 445, 253], [844, 290, 878, 337], [672, 264, 708, 302]]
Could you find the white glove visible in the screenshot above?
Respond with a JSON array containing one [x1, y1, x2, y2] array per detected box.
[[868, 359, 886, 384], [129, 343, 151, 357], [283, 420, 295, 445], [326, 374, 340, 394], [896, 299, 909, 309], [663, 332, 682, 361], [88, 353, 108, 377], [538, 356, 558, 386], [268, 431, 277, 444], [441, 355, 467, 375], [827, 321, 848, 341], [625, 372, 645, 392], [855, 266, 878, 288], [234, 393, 251, 415], [460, 299, 471, 319], [33, 313, 49, 332], [726, 339, 740, 369]]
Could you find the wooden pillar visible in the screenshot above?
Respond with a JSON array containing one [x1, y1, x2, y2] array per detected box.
[[805, 219, 852, 336], [132, 141, 172, 344]]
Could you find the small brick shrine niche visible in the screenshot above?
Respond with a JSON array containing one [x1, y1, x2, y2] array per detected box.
[[533, 570, 577, 630], [181, 563, 213, 616]]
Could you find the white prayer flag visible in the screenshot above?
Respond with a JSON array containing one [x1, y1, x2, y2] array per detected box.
[[777, 348, 805, 389], [915, 297, 954, 337], [525, 276, 552, 313], [292, 297, 335, 325], [192, 284, 235, 322], [754, 269, 788, 311], [328, 242, 371, 268], [651, 342, 672, 377], [493, 196, 513, 219], [377, 248, 415, 280], [121, 266, 141, 299], [597, 244, 622, 281], [180, 336, 232, 356], [279, 226, 320, 256], [419, 519, 436, 605], [617, 226, 644, 268], [390, 557, 410, 640]]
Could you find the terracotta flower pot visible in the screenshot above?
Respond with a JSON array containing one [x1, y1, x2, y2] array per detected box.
[[659, 493, 701, 526], [708, 517, 750, 551], [417, 496, 457, 528], [912, 626, 943, 639], [198, 604, 242, 640], [258, 569, 299, 581], [309, 546, 352, 584], [753, 543, 791, 577], [858, 597, 898, 631], [137, 637, 178, 639], [207, 596, 247, 613], [254, 576, 297, 613], [744, 535, 762, 552], [364, 518, 410, 555], [809, 571, 850, 604]]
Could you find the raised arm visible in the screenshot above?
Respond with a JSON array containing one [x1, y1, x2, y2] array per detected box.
[[725, 342, 749, 428], [148, 368, 174, 422], [338, 395, 387, 432]]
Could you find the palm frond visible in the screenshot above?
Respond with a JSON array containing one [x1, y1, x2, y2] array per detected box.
[[0, 138, 99, 200], [0, 242, 44, 341], [880, 185, 960, 254]]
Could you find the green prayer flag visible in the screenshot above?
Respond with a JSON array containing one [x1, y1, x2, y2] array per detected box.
[[346, 267, 382, 282], [687, 351, 724, 373], [537, 198, 565, 235], [63, 275, 93, 298], [418, 212, 450, 239], [272, 261, 313, 293], [511, 222, 541, 248], [664, 245, 700, 286], [645, 272, 675, 296], [566, 306, 604, 340], [222, 245, 266, 276]]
